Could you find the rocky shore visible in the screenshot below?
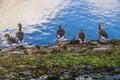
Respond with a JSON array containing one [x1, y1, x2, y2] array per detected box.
[[0, 39, 120, 79]]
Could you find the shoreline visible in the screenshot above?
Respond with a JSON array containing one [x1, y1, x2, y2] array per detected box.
[[0, 39, 120, 79]]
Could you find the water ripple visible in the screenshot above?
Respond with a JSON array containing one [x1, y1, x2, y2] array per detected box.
[[0, 0, 120, 45]]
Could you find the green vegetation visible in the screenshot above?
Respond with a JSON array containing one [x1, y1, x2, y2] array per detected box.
[[48, 49, 120, 68], [0, 48, 120, 79]]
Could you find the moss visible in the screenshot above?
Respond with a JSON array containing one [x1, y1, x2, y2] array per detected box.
[[0, 40, 120, 78], [48, 49, 120, 68]]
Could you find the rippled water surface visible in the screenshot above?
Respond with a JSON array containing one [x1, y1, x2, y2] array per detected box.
[[0, 0, 120, 45]]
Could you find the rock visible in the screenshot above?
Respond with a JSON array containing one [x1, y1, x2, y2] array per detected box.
[[46, 45, 60, 52], [88, 40, 98, 47], [61, 69, 68, 74], [46, 75, 60, 80], [107, 66, 117, 72], [17, 65, 27, 68], [93, 45, 111, 51], [105, 75, 120, 80], [19, 70, 33, 76], [98, 39, 109, 45], [93, 47, 108, 51], [66, 47, 72, 51], [75, 76, 87, 80], [32, 50, 41, 54], [25, 49, 33, 54], [82, 65, 93, 74], [38, 75, 48, 80], [107, 66, 120, 73], [0, 48, 12, 53], [0, 75, 4, 79], [12, 51, 24, 54], [111, 39, 120, 46]]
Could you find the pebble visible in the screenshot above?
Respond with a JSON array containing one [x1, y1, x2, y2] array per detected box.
[[19, 70, 33, 76], [93, 45, 111, 51], [12, 51, 24, 54], [0, 48, 12, 53], [46, 75, 60, 80]]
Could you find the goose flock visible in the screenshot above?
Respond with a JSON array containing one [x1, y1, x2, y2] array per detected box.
[[0, 23, 24, 48], [56, 23, 108, 43], [0, 23, 108, 48]]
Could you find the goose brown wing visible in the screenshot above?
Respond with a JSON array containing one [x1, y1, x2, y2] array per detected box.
[[56, 29, 66, 37], [101, 30, 108, 39], [7, 37, 18, 45], [16, 31, 24, 42]]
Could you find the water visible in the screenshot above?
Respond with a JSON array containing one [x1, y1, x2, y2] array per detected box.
[[0, 0, 120, 45]]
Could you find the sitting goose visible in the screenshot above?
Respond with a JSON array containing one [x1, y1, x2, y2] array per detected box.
[[16, 23, 24, 43], [4, 33, 18, 46], [78, 30, 86, 44], [98, 23, 108, 40], [56, 25, 66, 39]]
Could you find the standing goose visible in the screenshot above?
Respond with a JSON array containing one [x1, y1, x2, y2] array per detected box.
[[56, 25, 66, 39], [98, 23, 108, 40], [78, 30, 86, 44], [16, 23, 24, 43], [4, 33, 18, 46]]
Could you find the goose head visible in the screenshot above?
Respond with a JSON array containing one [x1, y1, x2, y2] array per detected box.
[[99, 23, 104, 30], [4, 33, 10, 38]]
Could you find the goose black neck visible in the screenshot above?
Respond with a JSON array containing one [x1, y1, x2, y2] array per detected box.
[[99, 25, 101, 30], [19, 26, 22, 31]]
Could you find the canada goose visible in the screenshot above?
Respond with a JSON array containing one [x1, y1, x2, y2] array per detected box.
[[56, 25, 66, 39], [78, 30, 86, 43], [98, 23, 108, 40], [4, 33, 18, 46], [16, 23, 24, 43]]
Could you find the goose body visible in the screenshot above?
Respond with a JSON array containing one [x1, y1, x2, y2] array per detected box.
[[16, 23, 24, 43], [56, 26, 66, 38], [98, 23, 108, 39], [4, 34, 18, 45], [78, 30, 86, 43]]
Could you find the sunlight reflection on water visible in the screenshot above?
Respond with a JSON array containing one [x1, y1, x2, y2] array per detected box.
[[0, 0, 120, 45]]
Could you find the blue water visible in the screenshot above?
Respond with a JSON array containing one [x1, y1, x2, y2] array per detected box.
[[1, 0, 120, 45]]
